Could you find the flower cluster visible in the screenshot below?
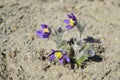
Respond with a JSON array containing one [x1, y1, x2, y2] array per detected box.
[[49, 50, 70, 65], [36, 24, 51, 39], [64, 13, 77, 30], [36, 13, 95, 67]]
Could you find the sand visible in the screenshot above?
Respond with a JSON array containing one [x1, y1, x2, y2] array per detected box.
[[0, 0, 120, 80]]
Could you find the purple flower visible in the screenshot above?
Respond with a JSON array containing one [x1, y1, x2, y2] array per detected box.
[[36, 24, 51, 39], [48, 50, 70, 65], [64, 13, 77, 30]]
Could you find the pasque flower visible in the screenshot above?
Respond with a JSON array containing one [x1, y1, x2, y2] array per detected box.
[[64, 13, 77, 30], [36, 24, 51, 39], [49, 50, 70, 65]]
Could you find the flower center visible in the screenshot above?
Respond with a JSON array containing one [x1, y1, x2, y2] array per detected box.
[[70, 19, 75, 26], [55, 51, 63, 59], [43, 28, 49, 32]]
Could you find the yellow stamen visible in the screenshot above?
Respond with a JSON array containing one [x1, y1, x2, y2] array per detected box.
[[43, 28, 49, 32], [70, 19, 75, 26], [55, 51, 63, 59]]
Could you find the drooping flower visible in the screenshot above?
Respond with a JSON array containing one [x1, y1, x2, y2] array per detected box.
[[36, 24, 51, 39], [48, 50, 70, 65], [64, 13, 78, 30]]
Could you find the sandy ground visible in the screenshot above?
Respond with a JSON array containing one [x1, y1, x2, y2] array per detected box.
[[0, 0, 120, 80]]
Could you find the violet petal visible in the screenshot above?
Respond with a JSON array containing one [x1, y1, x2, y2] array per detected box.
[[59, 58, 64, 65], [67, 13, 73, 19], [48, 50, 55, 56], [71, 13, 77, 20], [63, 54, 70, 62], [41, 24, 48, 29], [66, 25, 73, 30], [42, 32, 50, 38], [64, 20, 69, 24], [36, 30, 43, 37], [49, 54, 55, 62]]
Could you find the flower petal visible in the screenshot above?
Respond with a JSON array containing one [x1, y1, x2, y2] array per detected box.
[[49, 54, 55, 62], [48, 50, 55, 56], [42, 32, 51, 38], [67, 13, 77, 21], [36, 30, 43, 37], [41, 24, 48, 29], [63, 54, 70, 62], [67, 13, 73, 19], [59, 58, 64, 65], [71, 13, 77, 20], [64, 20, 69, 24], [66, 25, 73, 30], [49, 51, 56, 62]]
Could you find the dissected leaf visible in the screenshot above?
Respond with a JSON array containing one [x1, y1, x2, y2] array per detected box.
[[76, 56, 88, 67]]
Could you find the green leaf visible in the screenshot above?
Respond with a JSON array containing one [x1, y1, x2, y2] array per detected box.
[[76, 56, 88, 67]]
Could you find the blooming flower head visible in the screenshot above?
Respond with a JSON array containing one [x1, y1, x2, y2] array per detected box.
[[36, 24, 51, 39], [49, 50, 70, 65], [64, 13, 77, 30]]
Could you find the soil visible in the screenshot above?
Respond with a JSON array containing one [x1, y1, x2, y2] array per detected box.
[[0, 0, 120, 80]]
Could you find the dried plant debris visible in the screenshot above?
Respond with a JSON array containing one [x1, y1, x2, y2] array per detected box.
[[0, 51, 7, 80], [0, 17, 3, 24]]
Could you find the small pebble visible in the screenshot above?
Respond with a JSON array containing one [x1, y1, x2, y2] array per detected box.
[[115, 38, 118, 41]]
